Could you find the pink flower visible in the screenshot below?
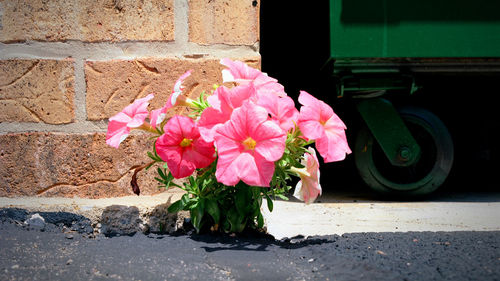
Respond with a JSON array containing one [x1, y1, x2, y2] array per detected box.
[[155, 115, 216, 179], [220, 58, 286, 97], [256, 92, 299, 132], [106, 94, 154, 148], [150, 70, 192, 128], [197, 84, 256, 142], [292, 147, 322, 204], [297, 91, 351, 162], [213, 101, 286, 187]]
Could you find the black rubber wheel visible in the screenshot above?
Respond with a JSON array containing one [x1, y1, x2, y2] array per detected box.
[[355, 106, 454, 197]]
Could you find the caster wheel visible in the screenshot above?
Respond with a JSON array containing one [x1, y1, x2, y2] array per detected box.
[[355, 106, 454, 197]]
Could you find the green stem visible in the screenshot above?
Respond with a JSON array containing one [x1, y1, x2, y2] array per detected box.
[[136, 122, 160, 134], [288, 166, 310, 178]]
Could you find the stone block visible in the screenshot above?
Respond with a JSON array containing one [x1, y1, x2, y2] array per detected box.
[[85, 57, 261, 120], [0, 59, 75, 124], [0, 0, 174, 42], [0, 132, 178, 198], [188, 0, 260, 45]]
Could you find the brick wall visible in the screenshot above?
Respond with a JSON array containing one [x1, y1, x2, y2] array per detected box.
[[0, 0, 261, 198]]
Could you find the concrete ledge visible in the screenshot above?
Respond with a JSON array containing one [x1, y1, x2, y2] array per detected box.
[[0, 192, 187, 236], [263, 192, 500, 239], [3, 191, 500, 239]]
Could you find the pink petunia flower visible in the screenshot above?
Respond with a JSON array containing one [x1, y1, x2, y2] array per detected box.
[[297, 91, 351, 162], [155, 115, 216, 179], [106, 94, 154, 148], [292, 147, 322, 204], [213, 101, 286, 187], [220, 58, 287, 97], [256, 92, 299, 132], [197, 83, 257, 142], [150, 70, 193, 128]]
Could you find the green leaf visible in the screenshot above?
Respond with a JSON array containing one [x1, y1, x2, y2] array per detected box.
[[157, 167, 166, 179], [167, 200, 184, 213], [257, 212, 264, 229], [235, 184, 252, 216], [265, 194, 274, 212], [226, 207, 246, 233], [190, 199, 205, 233], [277, 194, 289, 201], [205, 199, 220, 224]]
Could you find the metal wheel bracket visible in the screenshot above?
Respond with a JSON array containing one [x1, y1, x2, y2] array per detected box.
[[356, 98, 421, 167]]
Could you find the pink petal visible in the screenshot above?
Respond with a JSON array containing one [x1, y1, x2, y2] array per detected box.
[[106, 120, 130, 148], [197, 107, 230, 142], [324, 112, 348, 131], [161, 116, 185, 144], [298, 102, 321, 123], [128, 111, 150, 128], [276, 96, 299, 131], [243, 153, 275, 187], [253, 75, 286, 97], [173, 70, 192, 94], [158, 145, 196, 178], [189, 138, 216, 168], [253, 121, 286, 162], [216, 152, 252, 186], [213, 120, 246, 153], [213, 101, 285, 187], [232, 101, 269, 140], [298, 90, 320, 108], [220, 58, 261, 82], [207, 91, 222, 110], [106, 94, 154, 148], [220, 58, 286, 97], [155, 115, 215, 178], [257, 94, 298, 132], [198, 85, 256, 142], [216, 151, 274, 187], [122, 94, 154, 117], [298, 118, 325, 140], [149, 107, 166, 129], [109, 111, 132, 123], [315, 129, 351, 163], [293, 148, 322, 204], [298, 91, 334, 123]]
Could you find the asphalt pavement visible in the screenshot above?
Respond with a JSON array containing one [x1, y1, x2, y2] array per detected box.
[[1, 214, 499, 281]]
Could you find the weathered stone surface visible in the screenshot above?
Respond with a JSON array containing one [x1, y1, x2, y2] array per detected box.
[[0, 0, 174, 42], [24, 213, 46, 228], [0, 132, 178, 198], [145, 203, 183, 234], [189, 0, 260, 45], [0, 59, 75, 124], [100, 205, 143, 236], [85, 57, 261, 120]]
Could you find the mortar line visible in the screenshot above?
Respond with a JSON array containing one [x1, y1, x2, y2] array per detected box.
[[174, 0, 189, 46], [0, 41, 259, 61], [0, 121, 108, 134], [73, 58, 87, 122]]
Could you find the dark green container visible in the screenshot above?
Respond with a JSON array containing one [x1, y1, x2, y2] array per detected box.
[[329, 0, 500, 60], [326, 0, 494, 196]]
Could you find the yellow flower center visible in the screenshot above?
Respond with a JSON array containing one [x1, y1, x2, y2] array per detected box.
[[180, 138, 193, 147], [242, 137, 257, 150]]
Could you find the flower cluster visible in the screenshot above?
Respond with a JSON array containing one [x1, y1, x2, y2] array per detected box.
[[106, 59, 351, 232]]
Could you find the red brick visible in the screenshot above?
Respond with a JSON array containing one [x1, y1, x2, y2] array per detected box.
[[188, 0, 260, 45], [0, 59, 75, 124], [0, 132, 178, 198], [0, 0, 174, 42], [85, 57, 261, 120]]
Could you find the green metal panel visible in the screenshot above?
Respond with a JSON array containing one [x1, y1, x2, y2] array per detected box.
[[356, 98, 421, 167], [330, 0, 500, 59]]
